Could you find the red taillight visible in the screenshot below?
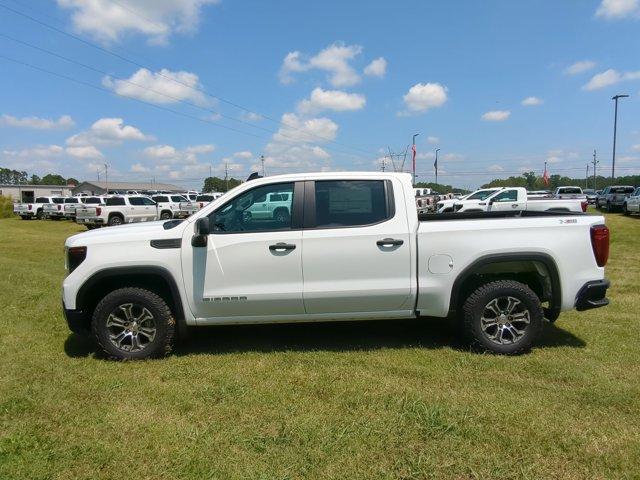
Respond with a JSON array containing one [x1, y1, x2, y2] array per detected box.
[[590, 224, 609, 267], [96, 207, 102, 216], [28, 204, 32, 210], [581, 201, 588, 212], [199, 202, 203, 208]]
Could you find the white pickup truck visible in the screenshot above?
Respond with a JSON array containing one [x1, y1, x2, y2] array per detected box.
[[62, 172, 610, 360], [14, 196, 57, 220], [42, 197, 67, 220], [437, 187, 587, 214], [151, 195, 190, 220], [75, 195, 158, 227]]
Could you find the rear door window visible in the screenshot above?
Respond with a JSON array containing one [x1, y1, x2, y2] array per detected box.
[[313, 180, 390, 228], [106, 197, 126, 206]]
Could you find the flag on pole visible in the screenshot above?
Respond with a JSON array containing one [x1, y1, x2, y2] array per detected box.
[[543, 164, 550, 186]]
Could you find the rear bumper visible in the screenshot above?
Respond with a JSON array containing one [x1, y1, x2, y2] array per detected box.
[[575, 279, 610, 311], [76, 217, 104, 225]]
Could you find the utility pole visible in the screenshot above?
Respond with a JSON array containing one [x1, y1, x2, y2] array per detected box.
[[592, 149, 599, 191], [412, 133, 420, 186], [209, 164, 212, 179], [97, 169, 100, 182], [224, 162, 229, 191], [261, 155, 265, 177], [611, 94, 629, 180], [434, 148, 440, 191], [104, 163, 108, 194], [381, 155, 386, 172]]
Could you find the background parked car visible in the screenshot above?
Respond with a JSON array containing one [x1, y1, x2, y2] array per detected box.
[[554, 186, 586, 200], [623, 187, 640, 215], [597, 186, 636, 212], [583, 189, 597, 204]]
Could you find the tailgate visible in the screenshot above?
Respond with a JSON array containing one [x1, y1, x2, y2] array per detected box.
[[76, 207, 98, 218], [179, 201, 198, 212]]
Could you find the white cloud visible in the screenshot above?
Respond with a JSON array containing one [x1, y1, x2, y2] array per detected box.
[[67, 118, 153, 148], [426, 136, 439, 145], [402, 83, 448, 113], [564, 60, 597, 75], [632, 144, 640, 151], [131, 163, 150, 173], [297, 87, 366, 114], [103, 68, 209, 105], [143, 143, 215, 166], [0, 114, 74, 130], [489, 164, 505, 172], [583, 69, 640, 90], [521, 96, 543, 106], [274, 112, 338, 144], [57, 0, 219, 45], [2, 145, 65, 158], [66, 145, 103, 159], [364, 57, 387, 77], [233, 151, 253, 159], [242, 112, 263, 122], [481, 110, 511, 121], [595, 0, 640, 19], [279, 42, 363, 87]]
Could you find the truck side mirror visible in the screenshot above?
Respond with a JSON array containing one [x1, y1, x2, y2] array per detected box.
[[192, 217, 210, 247]]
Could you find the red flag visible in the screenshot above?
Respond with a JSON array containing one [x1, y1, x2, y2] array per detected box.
[[412, 144, 416, 175], [543, 165, 550, 186]]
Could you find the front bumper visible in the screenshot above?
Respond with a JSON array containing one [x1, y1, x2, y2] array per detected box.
[[62, 302, 91, 335], [575, 279, 610, 311]]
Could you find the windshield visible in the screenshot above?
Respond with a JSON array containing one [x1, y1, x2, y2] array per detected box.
[[558, 187, 582, 194], [467, 189, 499, 200]]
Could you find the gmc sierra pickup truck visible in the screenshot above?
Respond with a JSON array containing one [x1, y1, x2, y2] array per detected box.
[[62, 172, 610, 360], [437, 187, 587, 214]]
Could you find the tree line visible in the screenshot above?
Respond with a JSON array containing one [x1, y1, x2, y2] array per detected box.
[[482, 171, 640, 191], [202, 176, 242, 193], [0, 167, 79, 186]]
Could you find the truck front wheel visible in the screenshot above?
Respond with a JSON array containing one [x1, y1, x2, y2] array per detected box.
[[92, 287, 175, 360], [108, 214, 124, 226], [462, 280, 543, 355]]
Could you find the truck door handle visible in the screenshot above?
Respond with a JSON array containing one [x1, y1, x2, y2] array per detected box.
[[377, 238, 404, 247], [269, 242, 296, 251]]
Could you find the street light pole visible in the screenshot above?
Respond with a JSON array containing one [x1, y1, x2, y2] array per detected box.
[[611, 94, 629, 180], [104, 163, 108, 194], [412, 133, 419, 186]]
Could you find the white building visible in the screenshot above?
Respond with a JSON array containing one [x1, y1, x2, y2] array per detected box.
[[0, 184, 73, 202]]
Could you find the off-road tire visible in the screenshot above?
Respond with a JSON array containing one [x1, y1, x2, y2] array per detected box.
[[92, 287, 175, 360], [36, 210, 43, 220], [160, 210, 172, 220], [462, 280, 543, 355], [623, 204, 630, 216]]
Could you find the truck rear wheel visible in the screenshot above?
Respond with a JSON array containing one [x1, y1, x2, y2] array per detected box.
[[92, 287, 175, 360], [108, 214, 123, 226], [462, 280, 543, 355], [160, 210, 172, 220]]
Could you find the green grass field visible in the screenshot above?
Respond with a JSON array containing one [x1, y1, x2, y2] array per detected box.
[[1, 212, 639, 479]]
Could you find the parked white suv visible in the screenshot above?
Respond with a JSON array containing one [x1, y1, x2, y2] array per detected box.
[[62, 172, 610, 360], [244, 190, 292, 222], [75, 195, 158, 227]]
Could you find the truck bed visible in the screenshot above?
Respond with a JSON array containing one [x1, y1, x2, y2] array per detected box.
[[419, 210, 586, 221]]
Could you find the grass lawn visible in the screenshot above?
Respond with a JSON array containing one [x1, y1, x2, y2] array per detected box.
[[0, 211, 639, 480]]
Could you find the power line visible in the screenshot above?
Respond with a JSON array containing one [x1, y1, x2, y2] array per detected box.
[[0, 1, 379, 156]]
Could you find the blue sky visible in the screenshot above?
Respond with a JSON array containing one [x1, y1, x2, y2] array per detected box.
[[1, 0, 639, 190]]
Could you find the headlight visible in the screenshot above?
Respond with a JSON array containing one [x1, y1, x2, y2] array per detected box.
[[67, 246, 87, 273]]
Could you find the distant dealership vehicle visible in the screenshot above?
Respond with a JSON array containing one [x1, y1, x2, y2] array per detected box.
[[583, 189, 597, 205], [151, 195, 190, 220], [75, 196, 158, 227], [623, 187, 640, 215], [554, 186, 586, 200], [62, 172, 610, 360], [596, 186, 636, 212], [14, 196, 57, 220], [437, 187, 586, 214], [42, 197, 67, 220]]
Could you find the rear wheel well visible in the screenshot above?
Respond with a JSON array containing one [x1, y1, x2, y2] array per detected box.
[[452, 257, 560, 321], [108, 212, 124, 221], [76, 272, 183, 329]]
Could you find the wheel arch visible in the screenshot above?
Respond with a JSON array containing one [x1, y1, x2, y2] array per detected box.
[[448, 252, 561, 321], [76, 266, 187, 330]]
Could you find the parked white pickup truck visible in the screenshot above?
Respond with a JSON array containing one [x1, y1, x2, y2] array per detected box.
[[62, 197, 82, 219], [437, 187, 587, 214], [62, 172, 610, 360], [151, 195, 190, 220], [43, 197, 67, 220], [75, 195, 158, 227], [15, 196, 56, 220]]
